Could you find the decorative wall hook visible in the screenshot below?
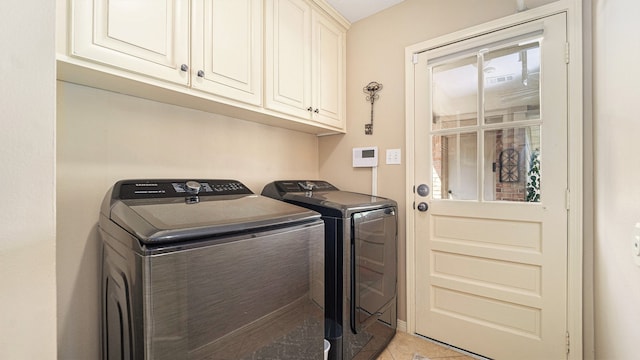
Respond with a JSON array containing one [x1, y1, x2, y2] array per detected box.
[[363, 81, 382, 135]]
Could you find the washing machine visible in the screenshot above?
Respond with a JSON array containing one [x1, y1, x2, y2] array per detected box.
[[262, 180, 397, 360], [99, 179, 325, 360]]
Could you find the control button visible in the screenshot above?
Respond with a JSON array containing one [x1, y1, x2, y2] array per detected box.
[[172, 183, 186, 193], [200, 183, 213, 192], [209, 182, 244, 193]]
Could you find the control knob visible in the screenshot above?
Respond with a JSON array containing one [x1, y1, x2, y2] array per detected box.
[[185, 181, 201, 194], [299, 181, 316, 191]]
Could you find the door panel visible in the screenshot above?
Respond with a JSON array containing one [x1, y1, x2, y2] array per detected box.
[[312, 11, 345, 128], [413, 13, 568, 360], [264, 0, 312, 118], [191, 0, 263, 105]]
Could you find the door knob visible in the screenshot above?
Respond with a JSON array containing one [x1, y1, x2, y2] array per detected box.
[[416, 184, 430, 197], [416, 202, 429, 212]]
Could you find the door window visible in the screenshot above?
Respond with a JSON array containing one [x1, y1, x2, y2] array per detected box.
[[430, 39, 542, 203]]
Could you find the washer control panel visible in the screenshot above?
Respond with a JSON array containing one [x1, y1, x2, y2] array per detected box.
[[273, 180, 339, 193], [116, 179, 253, 199]]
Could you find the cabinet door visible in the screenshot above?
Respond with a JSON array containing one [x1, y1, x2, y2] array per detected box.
[[265, 0, 312, 119], [72, 0, 190, 85], [191, 0, 262, 106], [312, 11, 345, 130]]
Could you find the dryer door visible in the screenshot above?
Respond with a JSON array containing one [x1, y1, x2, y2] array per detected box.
[[351, 207, 397, 333]]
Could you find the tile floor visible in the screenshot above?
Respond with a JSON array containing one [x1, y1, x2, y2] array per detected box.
[[376, 332, 476, 360]]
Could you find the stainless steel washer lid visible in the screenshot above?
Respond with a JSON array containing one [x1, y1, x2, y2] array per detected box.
[[262, 180, 397, 217], [103, 179, 321, 244], [283, 191, 396, 215]]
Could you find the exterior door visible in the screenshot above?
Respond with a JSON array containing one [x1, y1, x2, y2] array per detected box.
[[412, 13, 568, 359]]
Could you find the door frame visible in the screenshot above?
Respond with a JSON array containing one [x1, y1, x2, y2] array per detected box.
[[404, 1, 583, 358]]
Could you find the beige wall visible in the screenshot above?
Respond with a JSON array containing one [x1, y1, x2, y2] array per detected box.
[[16, 0, 640, 359], [592, 0, 640, 358], [56, 82, 319, 359], [319, 0, 558, 324], [0, 0, 57, 359]]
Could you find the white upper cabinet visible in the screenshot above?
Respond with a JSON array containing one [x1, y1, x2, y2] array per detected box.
[[265, 0, 346, 130], [71, 0, 191, 85], [265, 0, 313, 119], [60, 0, 348, 134], [71, 0, 261, 105], [312, 11, 345, 129], [191, 0, 263, 105]]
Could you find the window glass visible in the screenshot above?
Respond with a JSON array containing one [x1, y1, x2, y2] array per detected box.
[[432, 56, 478, 130], [484, 42, 541, 124], [484, 126, 541, 202], [432, 132, 478, 200]]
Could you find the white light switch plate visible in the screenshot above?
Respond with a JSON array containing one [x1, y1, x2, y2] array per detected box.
[[634, 223, 640, 266], [386, 149, 401, 165]]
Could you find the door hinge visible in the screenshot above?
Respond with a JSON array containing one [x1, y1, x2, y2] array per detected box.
[[412, 53, 419, 64], [565, 42, 570, 64], [566, 331, 571, 354], [565, 188, 570, 210]]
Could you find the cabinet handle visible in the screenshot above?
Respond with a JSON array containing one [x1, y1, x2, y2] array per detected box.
[[197, 70, 205, 78], [180, 64, 189, 72], [314, 108, 319, 113], [307, 107, 313, 112]]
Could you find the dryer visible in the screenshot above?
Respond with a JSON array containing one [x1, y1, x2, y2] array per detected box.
[[262, 180, 397, 360]]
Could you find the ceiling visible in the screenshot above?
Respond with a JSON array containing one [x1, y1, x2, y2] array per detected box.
[[324, 0, 405, 23]]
